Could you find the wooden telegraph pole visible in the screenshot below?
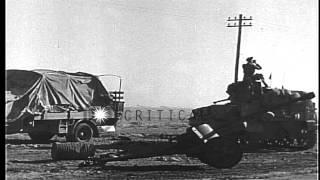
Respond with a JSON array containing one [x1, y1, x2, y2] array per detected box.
[[227, 14, 252, 83]]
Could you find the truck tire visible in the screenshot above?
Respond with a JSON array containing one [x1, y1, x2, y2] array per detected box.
[[198, 138, 243, 169], [28, 132, 55, 142], [67, 123, 93, 142]]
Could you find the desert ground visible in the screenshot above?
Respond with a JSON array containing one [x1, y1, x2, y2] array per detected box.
[[5, 107, 318, 180]]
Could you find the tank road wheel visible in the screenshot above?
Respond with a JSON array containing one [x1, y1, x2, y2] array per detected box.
[[28, 132, 55, 142], [198, 138, 243, 169], [67, 123, 94, 142]]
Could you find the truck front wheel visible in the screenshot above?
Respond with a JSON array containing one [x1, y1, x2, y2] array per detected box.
[[67, 123, 93, 142], [28, 132, 55, 142]]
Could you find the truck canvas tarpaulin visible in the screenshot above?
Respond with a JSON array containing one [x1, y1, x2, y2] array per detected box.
[[6, 69, 113, 123]]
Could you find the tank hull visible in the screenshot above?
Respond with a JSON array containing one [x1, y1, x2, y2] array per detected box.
[[190, 94, 317, 151]]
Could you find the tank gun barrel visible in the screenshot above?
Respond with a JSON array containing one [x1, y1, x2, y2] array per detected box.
[[213, 98, 230, 104]]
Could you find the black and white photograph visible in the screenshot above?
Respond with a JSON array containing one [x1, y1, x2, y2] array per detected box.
[[5, 0, 318, 179]]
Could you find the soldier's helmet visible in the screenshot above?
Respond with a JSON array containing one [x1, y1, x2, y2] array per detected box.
[[246, 57, 253, 62]]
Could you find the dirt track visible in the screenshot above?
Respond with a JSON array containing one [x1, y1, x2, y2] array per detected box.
[[5, 120, 318, 180]]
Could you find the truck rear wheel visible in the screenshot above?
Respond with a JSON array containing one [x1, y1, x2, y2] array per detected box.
[[67, 123, 93, 142], [28, 132, 55, 142], [198, 138, 243, 169]]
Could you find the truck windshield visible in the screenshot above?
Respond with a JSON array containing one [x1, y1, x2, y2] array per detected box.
[[97, 75, 122, 92]]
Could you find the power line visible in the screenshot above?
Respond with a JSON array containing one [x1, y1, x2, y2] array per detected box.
[[226, 14, 253, 83]]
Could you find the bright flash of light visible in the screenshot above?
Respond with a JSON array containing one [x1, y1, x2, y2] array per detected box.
[[93, 107, 108, 124]]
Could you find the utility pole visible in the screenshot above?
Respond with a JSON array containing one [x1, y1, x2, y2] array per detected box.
[[227, 14, 252, 83]]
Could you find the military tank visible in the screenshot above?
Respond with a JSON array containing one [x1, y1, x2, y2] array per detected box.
[[189, 76, 317, 152]]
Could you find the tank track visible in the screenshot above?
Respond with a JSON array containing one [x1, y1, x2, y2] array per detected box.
[[239, 130, 317, 152]]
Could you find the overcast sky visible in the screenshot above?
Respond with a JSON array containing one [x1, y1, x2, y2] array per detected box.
[[6, 0, 318, 108]]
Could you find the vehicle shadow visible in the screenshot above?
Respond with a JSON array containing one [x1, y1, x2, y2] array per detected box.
[[10, 160, 205, 172], [98, 165, 205, 171]]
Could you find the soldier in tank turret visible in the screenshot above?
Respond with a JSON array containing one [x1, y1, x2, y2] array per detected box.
[[242, 58, 268, 86], [242, 57, 270, 98], [242, 57, 262, 82]]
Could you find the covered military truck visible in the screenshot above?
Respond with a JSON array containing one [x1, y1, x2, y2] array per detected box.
[[5, 69, 124, 142]]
